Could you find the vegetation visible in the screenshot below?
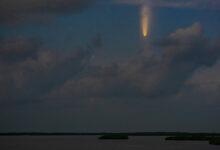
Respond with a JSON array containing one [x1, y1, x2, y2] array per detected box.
[[165, 134, 220, 146], [99, 134, 129, 140], [209, 137, 220, 145], [0, 132, 220, 138], [165, 134, 210, 141]]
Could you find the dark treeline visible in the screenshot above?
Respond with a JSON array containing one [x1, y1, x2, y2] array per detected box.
[[0, 132, 220, 136]]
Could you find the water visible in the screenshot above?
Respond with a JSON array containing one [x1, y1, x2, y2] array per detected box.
[[0, 136, 219, 150]]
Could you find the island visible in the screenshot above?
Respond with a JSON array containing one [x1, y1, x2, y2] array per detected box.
[[98, 134, 129, 140], [209, 137, 220, 145], [165, 133, 220, 146]]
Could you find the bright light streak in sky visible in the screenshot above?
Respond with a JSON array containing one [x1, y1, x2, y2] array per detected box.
[[140, 4, 150, 39]]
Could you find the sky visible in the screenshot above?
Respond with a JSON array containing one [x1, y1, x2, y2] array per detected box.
[[0, 0, 220, 132]]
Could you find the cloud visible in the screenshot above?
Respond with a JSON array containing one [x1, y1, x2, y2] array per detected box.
[[156, 23, 219, 66], [1, 0, 219, 23], [0, 23, 219, 108], [171, 61, 220, 106], [47, 23, 220, 103], [0, 35, 102, 105], [0, 37, 40, 62], [0, 0, 95, 23], [184, 60, 220, 100], [0, 23, 220, 132], [114, 0, 220, 9]]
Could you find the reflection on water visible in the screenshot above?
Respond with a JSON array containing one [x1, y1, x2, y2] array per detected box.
[[0, 136, 219, 150]]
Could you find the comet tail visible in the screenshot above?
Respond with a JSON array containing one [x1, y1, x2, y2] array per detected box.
[[141, 5, 149, 38]]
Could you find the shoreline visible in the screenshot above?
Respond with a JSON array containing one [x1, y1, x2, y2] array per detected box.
[[1, 132, 220, 136]]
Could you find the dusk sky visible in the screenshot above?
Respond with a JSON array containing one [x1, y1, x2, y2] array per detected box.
[[0, 0, 220, 132]]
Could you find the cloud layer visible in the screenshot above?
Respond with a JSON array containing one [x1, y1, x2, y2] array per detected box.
[[0, 22, 220, 132], [47, 23, 220, 105], [1, 0, 219, 23], [1, 23, 219, 107], [114, 0, 220, 9], [0, 0, 95, 23], [0, 35, 102, 105]]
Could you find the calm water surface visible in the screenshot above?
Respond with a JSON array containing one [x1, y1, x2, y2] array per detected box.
[[0, 136, 219, 150]]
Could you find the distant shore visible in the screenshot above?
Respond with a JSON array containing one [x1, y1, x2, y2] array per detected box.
[[0, 132, 220, 136], [165, 134, 220, 146]]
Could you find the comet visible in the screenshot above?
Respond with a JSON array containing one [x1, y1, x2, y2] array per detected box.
[[140, 4, 150, 39], [113, 0, 151, 39]]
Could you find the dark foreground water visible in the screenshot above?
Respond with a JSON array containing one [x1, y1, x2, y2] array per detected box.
[[0, 136, 219, 150]]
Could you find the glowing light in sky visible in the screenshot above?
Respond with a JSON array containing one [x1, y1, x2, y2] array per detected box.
[[140, 5, 150, 39]]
